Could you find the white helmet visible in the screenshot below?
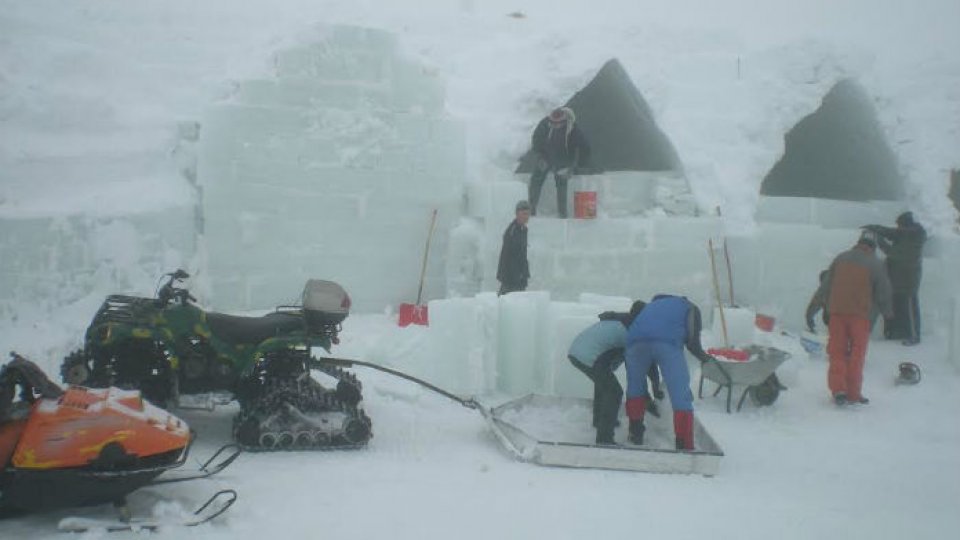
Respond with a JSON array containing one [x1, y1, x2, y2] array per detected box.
[[895, 362, 922, 385]]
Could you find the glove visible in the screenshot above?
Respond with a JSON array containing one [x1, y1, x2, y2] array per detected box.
[[652, 388, 665, 400], [806, 318, 816, 334], [555, 167, 571, 179]]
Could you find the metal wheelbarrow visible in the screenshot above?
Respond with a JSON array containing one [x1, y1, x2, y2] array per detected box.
[[698, 345, 790, 413]]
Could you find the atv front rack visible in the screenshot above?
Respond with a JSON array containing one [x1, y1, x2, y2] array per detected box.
[[91, 295, 159, 326]]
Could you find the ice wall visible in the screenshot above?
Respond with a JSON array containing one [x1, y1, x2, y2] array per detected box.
[[449, 179, 960, 339], [0, 212, 194, 310], [396, 292, 806, 399], [198, 26, 465, 312], [417, 292, 632, 397], [755, 197, 905, 229], [516, 171, 696, 219]]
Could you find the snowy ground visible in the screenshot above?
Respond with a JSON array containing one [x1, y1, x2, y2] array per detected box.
[[1, 314, 959, 539]]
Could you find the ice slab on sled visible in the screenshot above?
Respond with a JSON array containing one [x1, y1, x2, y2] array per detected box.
[[484, 395, 723, 475]]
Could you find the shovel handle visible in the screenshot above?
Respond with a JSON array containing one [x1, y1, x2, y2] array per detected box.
[[415, 209, 439, 305]]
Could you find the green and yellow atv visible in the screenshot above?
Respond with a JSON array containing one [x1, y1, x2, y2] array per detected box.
[[60, 270, 371, 452]]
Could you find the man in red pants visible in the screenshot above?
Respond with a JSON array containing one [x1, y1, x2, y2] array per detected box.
[[815, 231, 893, 405]]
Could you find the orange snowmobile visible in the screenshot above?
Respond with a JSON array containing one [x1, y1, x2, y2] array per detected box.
[[0, 353, 238, 520]]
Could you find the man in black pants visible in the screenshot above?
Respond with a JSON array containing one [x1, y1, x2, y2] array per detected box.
[[863, 212, 927, 345], [567, 302, 663, 445], [496, 200, 531, 296], [528, 107, 590, 218]]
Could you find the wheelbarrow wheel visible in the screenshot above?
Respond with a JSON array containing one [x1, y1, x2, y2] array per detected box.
[[749, 374, 781, 407]]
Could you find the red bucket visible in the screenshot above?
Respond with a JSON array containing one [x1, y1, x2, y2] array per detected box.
[[755, 314, 775, 332], [574, 191, 597, 219]]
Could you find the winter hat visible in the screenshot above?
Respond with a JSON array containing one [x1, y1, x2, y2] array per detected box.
[[858, 229, 878, 249], [548, 108, 567, 124], [515, 200, 531, 212], [896, 211, 914, 227], [628, 300, 647, 323]]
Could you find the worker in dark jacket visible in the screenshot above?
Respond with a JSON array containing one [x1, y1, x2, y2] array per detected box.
[[528, 107, 590, 218], [624, 295, 715, 451], [816, 231, 893, 406], [568, 302, 662, 445], [863, 211, 927, 345], [496, 200, 530, 295]]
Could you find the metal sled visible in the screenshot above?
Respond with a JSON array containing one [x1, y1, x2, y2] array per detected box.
[[698, 346, 790, 413], [480, 394, 723, 476]]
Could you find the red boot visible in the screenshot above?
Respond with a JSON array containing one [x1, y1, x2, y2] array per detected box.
[[625, 397, 648, 445], [625, 396, 647, 422], [674, 410, 694, 450]]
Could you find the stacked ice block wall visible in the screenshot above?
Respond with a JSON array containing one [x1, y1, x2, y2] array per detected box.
[[418, 234, 959, 398], [451, 180, 960, 342], [516, 171, 696, 219], [0, 211, 196, 318], [755, 197, 904, 229], [198, 26, 465, 312], [413, 292, 633, 398]]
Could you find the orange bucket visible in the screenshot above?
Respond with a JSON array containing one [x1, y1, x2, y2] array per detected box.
[[574, 191, 597, 219]]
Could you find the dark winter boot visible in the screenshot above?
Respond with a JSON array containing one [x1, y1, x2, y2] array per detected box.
[[647, 399, 661, 418], [833, 393, 848, 406], [596, 428, 616, 446], [628, 420, 645, 445], [673, 410, 694, 451]]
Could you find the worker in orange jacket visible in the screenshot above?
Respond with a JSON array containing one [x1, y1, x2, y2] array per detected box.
[[814, 231, 893, 406]]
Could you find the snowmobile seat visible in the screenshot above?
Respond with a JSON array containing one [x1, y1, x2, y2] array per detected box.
[[206, 311, 305, 346]]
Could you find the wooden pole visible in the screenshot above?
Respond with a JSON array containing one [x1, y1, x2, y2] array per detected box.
[[415, 209, 439, 305], [709, 239, 729, 347], [723, 239, 735, 306]]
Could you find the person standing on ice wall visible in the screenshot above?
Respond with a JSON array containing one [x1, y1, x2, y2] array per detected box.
[[567, 301, 664, 445], [624, 295, 715, 450], [862, 212, 927, 346], [496, 200, 531, 296], [527, 107, 590, 218], [815, 231, 893, 406]]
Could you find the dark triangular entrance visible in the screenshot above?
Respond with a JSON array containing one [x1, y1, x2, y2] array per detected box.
[[760, 79, 904, 201], [516, 59, 681, 174]]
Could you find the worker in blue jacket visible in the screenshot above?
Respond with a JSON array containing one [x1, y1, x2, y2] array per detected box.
[[568, 301, 662, 445], [624, 294, 715, 450]]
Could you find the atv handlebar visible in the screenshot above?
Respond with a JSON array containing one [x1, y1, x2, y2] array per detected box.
[[158, 269, 195, 307]]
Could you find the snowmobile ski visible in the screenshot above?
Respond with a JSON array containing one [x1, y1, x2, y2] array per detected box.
[[149, 443, 241, 485], [57, 489, 237, 533]]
